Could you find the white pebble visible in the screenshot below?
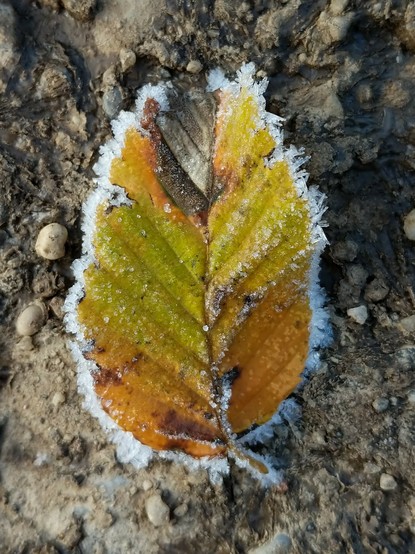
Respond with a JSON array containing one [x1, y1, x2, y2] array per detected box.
[[380, 473, 398, 491], [173, 503, 188, 518], [52, 391, 65, 407], [399, 314, 415, 333], [142, 479, 153, 491], [119, 48, 136, 72], [145, 494, 170, 527], [404, 209, 415, 241], [372, 397, 389, 413], [407, 390, 415, 405], [186, 60, 203, 74], [35, 223, 68, 260], [347, 305, 368, 324], [16, 302, 47, 336]]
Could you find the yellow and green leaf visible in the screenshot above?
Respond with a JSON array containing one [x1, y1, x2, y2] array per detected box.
[[67, 65, 327, 478]]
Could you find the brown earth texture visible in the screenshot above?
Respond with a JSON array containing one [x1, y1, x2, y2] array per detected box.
[[1, 0, 415, 552]]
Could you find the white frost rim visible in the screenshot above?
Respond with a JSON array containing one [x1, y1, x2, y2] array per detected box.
[[64, 63, 331, 486]]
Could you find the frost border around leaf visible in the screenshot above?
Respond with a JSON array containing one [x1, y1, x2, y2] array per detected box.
[[63, 63, 331, 486]]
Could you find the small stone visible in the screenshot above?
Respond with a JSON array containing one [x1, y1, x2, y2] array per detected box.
[[119, 49, 136, 72], [61, 0, 96, 21], [52, 391, 65, 407], [372, 397, 389, 413], [35, 223, 68, 260], [364, 278, 389, 302], [173, 503, 188, 518], [102, 86, 123, 118], [364, 462, 381, 474], [399, 315, 415, 333], [347, 305, 368, 324], [330, 0, 349, 15], [36, 65, 72, 99], [16, 302, 47, 336], [273, 533, 292, 553], [186, 60, 203, 74], [17, 335, 34, 351], [380, 473, 398, 491], [346, 264, 368, 287], [404, 209, 415, 241], [49, 296, 65, 319], [142, 479, 153, 491], [318, 10, 354, 45], [331, 240, 358, 262], [145, 494, 170, 527], [356, 83, 373, 105], [407, 390, 415, 405]]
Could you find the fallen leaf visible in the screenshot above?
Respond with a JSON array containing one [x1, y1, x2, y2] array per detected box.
[[65, 64, 329, 481]]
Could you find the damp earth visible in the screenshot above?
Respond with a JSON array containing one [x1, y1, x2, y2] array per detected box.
[[1, 1, 415, 553]]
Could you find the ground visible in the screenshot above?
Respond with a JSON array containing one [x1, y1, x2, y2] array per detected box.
[[0, 1, 415, 553]]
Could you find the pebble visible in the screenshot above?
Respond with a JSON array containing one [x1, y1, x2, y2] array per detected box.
[[346, 264, 368, 287], [372, 397, 389, 413], [35, 223, 68, 260], [399, 315, 415, 333], [145, 494, 170, 527], [186, 59, 203, 74], [318, 10, 354, 45], [331, 240, 358, 262], [0, 3, 19, 94], [347, 305, 368, 324], [61, 0, 96, 21], [364, 462, 381, 474], [364, 278, 389, 302], [330, 0, 349, 15], [394, 346, 415, 370], [52, 391, 65, 407], [119, 49, 136, 73], [142, 479, 153, 491], [17, 335, 34, 351], [404, 209, 415, 240], [36, 65, 71, 99], [407, 390, 415, 405], [16, 302, 47, 336], [273, 533, 292, 553], [250, 532, 292, 553], [49, 296, 65, 319], [102, 86, 123, 118], [173, 503, 188, 518], [380, 473, 398, 491]]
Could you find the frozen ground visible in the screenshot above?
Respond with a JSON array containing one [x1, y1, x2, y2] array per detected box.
[[0, 1, 415, 552]]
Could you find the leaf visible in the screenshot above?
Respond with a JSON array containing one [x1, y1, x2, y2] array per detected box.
[[66, 64, 328, 480]]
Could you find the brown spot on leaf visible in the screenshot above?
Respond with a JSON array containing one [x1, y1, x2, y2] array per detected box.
[[161, 409, 221, 443]]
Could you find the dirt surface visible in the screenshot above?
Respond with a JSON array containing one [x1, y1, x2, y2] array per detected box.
[[1, 1, 415, 552]]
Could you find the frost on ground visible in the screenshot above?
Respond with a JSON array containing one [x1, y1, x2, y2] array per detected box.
[[0, 1, 415, 553]]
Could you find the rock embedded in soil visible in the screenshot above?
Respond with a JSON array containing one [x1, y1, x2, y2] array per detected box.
[[61, 0, 96, 21], [119, 49, 136, 72], [347, 305, 368, 325], [0, 2, 19, 93], [331, 240, 358, 262], [102, 86, 123, 118], [145, 494, 170, 527], [173, 503, 188, 518], [403, 209, 415, 241], [35, 223, 68, 260], [380, 473, 398, 491], [364, 278, 389, 302], [186, 59, 203, 74], [372, 397, 389, 413], [16, 302, 47, 336]]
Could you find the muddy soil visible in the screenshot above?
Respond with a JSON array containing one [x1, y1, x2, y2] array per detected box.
[[1, 1, 415, 553]]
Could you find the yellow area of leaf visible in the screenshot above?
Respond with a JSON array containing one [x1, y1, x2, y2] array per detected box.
[[77, 83, 316, 463]]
